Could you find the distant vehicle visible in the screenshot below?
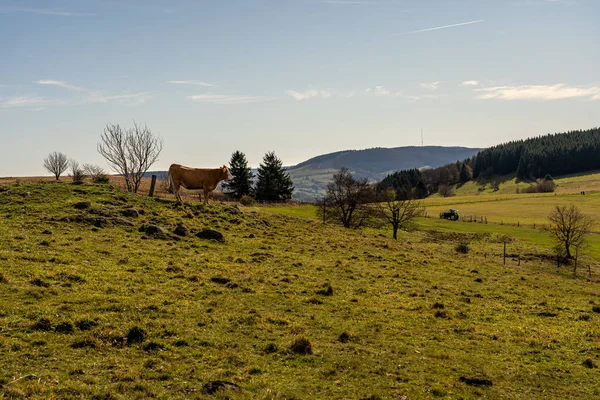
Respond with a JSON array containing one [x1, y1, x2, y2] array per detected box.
[[440, 208, 459, 221]]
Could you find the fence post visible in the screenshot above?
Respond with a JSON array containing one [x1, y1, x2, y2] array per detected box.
[[148, 175, 157, 197]]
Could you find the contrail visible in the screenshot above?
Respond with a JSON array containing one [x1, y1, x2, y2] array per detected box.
[[400, 20, 484, 35]]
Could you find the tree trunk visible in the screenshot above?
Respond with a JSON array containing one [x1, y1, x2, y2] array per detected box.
[[393, 226, 398, 240]]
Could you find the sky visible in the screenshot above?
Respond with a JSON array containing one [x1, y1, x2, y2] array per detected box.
[[1, 0, 599, 176]]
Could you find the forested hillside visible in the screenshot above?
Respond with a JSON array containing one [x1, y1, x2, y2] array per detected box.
[[379, 128, 600, 199], [474, 128, 600, 179]]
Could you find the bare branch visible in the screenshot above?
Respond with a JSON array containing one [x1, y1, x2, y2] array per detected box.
[[43, 151, 69, 180], [548, 204, 593, 259], [97, 122, 163, 193]]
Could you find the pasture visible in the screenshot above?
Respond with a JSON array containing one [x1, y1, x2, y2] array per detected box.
[[1, 181, 600, 399]]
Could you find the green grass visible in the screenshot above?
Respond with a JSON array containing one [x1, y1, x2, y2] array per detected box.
[[1, 182, 600, 399]]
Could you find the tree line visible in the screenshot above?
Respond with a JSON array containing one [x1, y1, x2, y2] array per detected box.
[[379, 127, 600, 199]]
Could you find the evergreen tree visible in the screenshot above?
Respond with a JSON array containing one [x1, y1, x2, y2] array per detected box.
[[223, 150, 254, 199], [459, 163, 472, 183], [255, 151, 294, 201], [414, 180, 428, 198]]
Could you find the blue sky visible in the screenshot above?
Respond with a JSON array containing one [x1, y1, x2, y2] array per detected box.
[[1, 0, 598, 176]]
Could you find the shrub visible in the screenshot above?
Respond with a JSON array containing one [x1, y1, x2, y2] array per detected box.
[[83, 164, 108, 183], [455, 241, 469, 254], [70, 160, 86, 184], [240, 194, 255, 206], [316, 283, 333, 296], [290, 336, 313, 355], [126, 327, 146, 345]]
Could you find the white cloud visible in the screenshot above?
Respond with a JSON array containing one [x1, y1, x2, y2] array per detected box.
[[461, 80, 480, 86], [286, 88, 354, 100], [0, 7, 94, 16], [187, 94, 276, 105], [35, 80, 84, 91], [420, 81, 440, 91], [475, 84, 600, 101], [0, 96, 67, 109], [88, 92, 153, 106], [365, 85, 402, 97], [0, 96, 45, 108], [167, 80, 216, 87], [399, 20, 484, 35]]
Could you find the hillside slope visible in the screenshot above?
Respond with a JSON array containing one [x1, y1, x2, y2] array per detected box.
[[1, 182, 599, 399], [288, 146, 481, 200]]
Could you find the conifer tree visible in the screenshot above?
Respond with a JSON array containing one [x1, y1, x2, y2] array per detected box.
[[459, 163, 472, 183], [223, 150, 254, 199], [255, 152, 294, 201]]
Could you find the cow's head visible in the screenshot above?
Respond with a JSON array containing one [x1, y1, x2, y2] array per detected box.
[[222, 165, 233, 180]]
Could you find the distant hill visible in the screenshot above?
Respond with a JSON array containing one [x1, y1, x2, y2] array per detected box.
[[287, 146, 482, 201], [143, 146, 482, 201]]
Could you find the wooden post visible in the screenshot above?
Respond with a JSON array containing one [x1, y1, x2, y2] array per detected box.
[[503, 242, 506, 265], [149, 174, 157, 197]]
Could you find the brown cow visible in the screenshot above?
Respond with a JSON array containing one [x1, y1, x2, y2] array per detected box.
[[169, 164, 233, 204]]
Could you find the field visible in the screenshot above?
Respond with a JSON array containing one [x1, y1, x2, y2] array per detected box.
[[1, 179, 600, 399]]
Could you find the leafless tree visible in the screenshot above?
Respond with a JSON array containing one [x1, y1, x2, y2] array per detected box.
[[43, 151, 69, 180], [548, 204, 593, 259], [374, 189, 424, 239], [97, 121, 163, 193], [317, 168, 374, 228], [69, 160, 86, 183]]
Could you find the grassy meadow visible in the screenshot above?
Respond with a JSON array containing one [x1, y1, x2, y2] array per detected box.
[[1, 179, 600, 399]]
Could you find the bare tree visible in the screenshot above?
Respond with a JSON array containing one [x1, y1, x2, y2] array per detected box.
[[548, 204, 593, 259], [97, 122, 163, 193], [374, 189, 424, 239], [317, 168, 374, 228], [43, 151, 69, 180], [69, 160, 85, 183]]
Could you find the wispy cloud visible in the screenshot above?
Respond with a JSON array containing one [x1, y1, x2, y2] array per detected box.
[[88, 92, 153, 106], [475, 84, 600, 101], [365, 85, 444, 102], [365, 86, 402, 97], [399, 20, 484, 35], [187, 94, 276, 105], [0, 7, 94, 16], [0, 96, 66, 109], [34, 80, 84, 91], [461, 80, 480, 86], [420, 81, 440, 91], [167, 80, 216, 87], [285, 88, 354, 101]]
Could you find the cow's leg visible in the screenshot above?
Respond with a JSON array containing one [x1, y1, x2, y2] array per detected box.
[[172, 181, 182, 203], [203, 187, 209, 204]]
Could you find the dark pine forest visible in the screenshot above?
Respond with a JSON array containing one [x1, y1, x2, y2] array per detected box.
[[379, 127, 600, 199]]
